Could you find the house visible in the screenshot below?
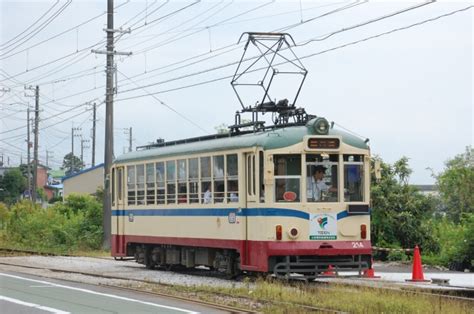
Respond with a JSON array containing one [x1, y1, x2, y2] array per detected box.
[[412, 184, 438, 196], [62, 163, 104, 198]]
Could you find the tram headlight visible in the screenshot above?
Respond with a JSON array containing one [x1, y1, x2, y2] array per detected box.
[[276, 225, 283, 240], [360, 224, 367, 239], [313, 117, 329, 135], [288, 227, 299, 239]]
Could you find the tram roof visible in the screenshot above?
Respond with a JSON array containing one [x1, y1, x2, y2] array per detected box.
[[114, 124, 368, 164]]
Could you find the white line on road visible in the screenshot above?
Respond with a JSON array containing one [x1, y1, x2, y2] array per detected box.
[[0, 295, 70, 314], [0, 273, 199, 314]]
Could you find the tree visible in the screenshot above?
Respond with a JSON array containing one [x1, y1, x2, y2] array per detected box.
[[370, 156, 438, 255], [0, 168, 27, 204], [62, 153, 84, 176], [436, 146, 474, 223]]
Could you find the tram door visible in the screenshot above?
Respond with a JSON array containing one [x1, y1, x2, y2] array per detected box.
[[115, 166, 126, 255], [244, 151, 260, 266]]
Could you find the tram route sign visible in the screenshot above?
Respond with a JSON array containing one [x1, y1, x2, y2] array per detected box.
[[309, 213, 337, 240]]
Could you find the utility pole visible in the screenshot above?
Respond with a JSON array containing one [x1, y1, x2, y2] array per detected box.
[[46, 150, 53, 168], [71, 127, 81, 157], [80, 138, 90, 164], [33, 85, 39, 203], [26, 107, 31, 200], [25, 85, 40, 203], [92, 102, 97, 166], [124, 127, 133, 152], [92, 0, 132, 250]]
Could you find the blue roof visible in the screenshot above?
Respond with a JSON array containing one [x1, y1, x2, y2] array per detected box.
[[62, 163, 104, 182]]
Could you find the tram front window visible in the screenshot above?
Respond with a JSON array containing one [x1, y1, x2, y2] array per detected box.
[[343, 155, 364, 202], [274, 154, 301, 202], [306, 154, 338, 202]]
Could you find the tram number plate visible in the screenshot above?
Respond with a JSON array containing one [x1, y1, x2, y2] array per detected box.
[[351, 242, 364, 248]]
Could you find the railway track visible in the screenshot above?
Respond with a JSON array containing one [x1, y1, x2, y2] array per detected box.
[[1, 248, 472, 309], [0, 256, 346, 314]]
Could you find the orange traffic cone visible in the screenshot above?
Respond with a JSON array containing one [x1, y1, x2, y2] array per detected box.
[[323, 265, 336, 276], [406, 245, 430, 282], [363, 258, 380, 278]]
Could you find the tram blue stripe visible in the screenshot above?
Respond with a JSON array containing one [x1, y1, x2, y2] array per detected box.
[[111, 208, 369, 220]]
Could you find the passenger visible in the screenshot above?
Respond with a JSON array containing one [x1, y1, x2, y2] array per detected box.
[[203, 185, 212, 204], [228, 182, 238, 202], [308, 165, 336, 201], [229, 192, 238, 202]]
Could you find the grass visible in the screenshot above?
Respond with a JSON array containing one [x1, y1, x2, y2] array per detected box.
[[118, 277, 473, 314]]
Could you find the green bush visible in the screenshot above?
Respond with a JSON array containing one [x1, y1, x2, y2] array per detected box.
[[423, 215, 473, 270], [4, 195, 103, 253]]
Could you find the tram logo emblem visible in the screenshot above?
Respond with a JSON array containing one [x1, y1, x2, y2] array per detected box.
[[309, 213, 337, 240], [317, 217, 328, 229]]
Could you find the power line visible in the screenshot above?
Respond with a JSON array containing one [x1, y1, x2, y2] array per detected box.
[[117, 70, 210, 134], [115, 5, 472, 102], [0, 1, 72, 57], [0, 0, 60, 48], [296, 0, 434, 45], [0, 0, 130, 61], [115, 0, 363, 91]]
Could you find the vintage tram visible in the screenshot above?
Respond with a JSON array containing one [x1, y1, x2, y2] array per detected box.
[[110, 116, 372, 278]]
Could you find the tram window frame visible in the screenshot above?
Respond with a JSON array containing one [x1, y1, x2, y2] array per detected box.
[[146, 163, 155, 205], [177, 159, 187, 204], [274, 154, 301, 203], [136, 164, 145, 205], [213, 155, 225, 203], [201, 156, 212, 204], [306, 154, 339, 203], [166, 160, 176, 204], [226, 154, 238, 203], [343, 154, 365, 202], [112, 168, 115, 206], [156, 162, 165, 204], [117, 167, 123, 202], [127, 165, 136, 206], [188, 158, 199, 204]]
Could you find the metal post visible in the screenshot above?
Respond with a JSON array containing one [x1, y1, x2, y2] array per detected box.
[[72, 127, 75, 157], [128, 127, 132, 152], [26, 108, 31, 200], [103, 0, 114, 249], [92, 102, 96, 166], [32, 86, 39, 203]]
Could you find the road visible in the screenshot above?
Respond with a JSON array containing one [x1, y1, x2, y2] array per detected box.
[[0, 271, 228, 314]]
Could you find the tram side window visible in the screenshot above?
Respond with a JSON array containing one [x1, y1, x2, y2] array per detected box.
[[146, 163, 155, 205], [127, 165, 136, 205], [213, 155, 225, 203], [156, 162, 165, 204], [274, 154, 301, 202], [343, 155, 364, 202], [306, 154, 338, 202], [178, 159, 187, 203], [136, 164, 145, 205], [112, 168, 115, 206], [118, 168, 123, 202], [201, 157, 212, 204], [166, 160, 176, 204], [189, 158, 199, 203], [226, 154, 238, 203]]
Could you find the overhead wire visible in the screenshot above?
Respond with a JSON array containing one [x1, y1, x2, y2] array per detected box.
[[134, 1, 275, 55], [0, 0, 60, 48], [115, 4, 472, 102], [116, 0, 364, 90], [117, 70, 211, 134], [115, 0, 434, 95], [0, 0, 72, 57]]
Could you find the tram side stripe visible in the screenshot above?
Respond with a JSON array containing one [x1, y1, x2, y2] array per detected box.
[[111, 208, 370, 220]]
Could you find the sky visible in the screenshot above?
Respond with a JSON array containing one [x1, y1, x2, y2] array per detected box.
[[0, 0, 472, 184]]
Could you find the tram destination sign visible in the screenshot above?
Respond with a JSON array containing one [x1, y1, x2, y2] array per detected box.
[[307, 138, 340, 149]]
